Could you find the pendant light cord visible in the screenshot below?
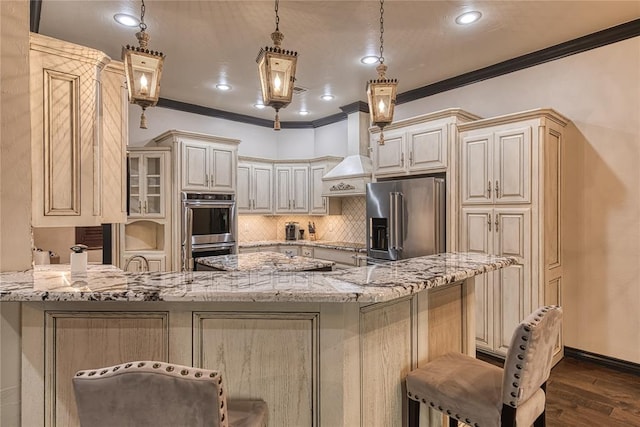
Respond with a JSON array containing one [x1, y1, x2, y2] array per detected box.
[[379, 0, 385, 64], [274, 0, 280, 31]]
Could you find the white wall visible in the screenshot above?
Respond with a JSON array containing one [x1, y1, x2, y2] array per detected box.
[[128, 106, 280, 158], [275, 128, 315, 159], [395, 37, 640, 364], [314, 120, 348, 157]]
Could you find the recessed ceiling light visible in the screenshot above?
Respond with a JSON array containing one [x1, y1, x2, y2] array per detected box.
[[113, 13, 139, 27], [320, 94, 334, 101], [360, 55, 380, 65], [254, 103, 266, 109], [455, 11, 482, 25], [216, 83, 232, 91], [299, 110, 309, 116]]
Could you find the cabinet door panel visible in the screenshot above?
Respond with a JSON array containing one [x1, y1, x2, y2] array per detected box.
[[494, 127, 531, 204], [461, 134, 492, 204], [128, 155, 142, 216], [475, 271, 493, 351], [182, 143, 209, 191], [310, 166, 326, 214], [237, 164, 251, 212], [373, 132, 405, 175], [143, 155, 164, 217], [408, 126, 447, 171], [210, 148, 234, 192], [253, 165, 273, 213], [494, 208, 530, 263], [460, 208, 491, 254], [494, 264, 527, 355], [274, 167, 292, 213], [291, 167, 309, 212]]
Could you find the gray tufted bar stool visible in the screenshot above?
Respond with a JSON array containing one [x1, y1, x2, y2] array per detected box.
[[73, 361, 268, 427], [406, 306, 562, 427]]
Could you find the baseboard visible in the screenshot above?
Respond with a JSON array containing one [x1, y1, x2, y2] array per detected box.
[[564, 347, 640, 376]]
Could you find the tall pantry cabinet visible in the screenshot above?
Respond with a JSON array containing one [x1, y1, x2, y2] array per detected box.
[[458, 109, 567, 363]]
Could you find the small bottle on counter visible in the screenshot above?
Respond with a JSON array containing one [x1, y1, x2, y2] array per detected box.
[[70, 244, 88, 274]]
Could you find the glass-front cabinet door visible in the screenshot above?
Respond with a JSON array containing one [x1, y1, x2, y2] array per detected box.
[[144, 156, 163, 216], [128, 155, 142, 216], [128, 152, 166, 219]]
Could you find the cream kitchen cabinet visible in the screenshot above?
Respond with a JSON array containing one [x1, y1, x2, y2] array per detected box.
[[30, 33, 127, 227], [460, 207, 531, 354], [370, 109, 480, 178], [310, 159, 342, 215], [181, 140, 236, 193], [128, 148, 170, 219], [458, 109, 568, 363], [460, 126, 532, 205], [274, 165, 309, 214], [237, 159, 273, 214]]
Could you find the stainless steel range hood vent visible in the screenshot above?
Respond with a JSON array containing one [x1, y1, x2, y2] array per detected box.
[[322, 111, 372, 197]]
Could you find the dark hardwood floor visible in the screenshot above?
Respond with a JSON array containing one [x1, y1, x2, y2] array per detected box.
[[476, 353, 640, 426]]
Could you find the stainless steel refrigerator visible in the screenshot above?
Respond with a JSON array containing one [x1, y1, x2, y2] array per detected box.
[[366, 176, 445, 261]]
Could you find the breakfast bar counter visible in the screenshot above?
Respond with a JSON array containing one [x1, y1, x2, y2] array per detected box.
[[1, 253, 516, 427], [194, 251, 335, 272]]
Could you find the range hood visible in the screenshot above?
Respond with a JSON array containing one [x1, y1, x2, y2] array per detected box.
[[322, 110, 372, 197]]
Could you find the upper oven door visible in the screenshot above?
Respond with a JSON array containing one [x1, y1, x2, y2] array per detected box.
[[183, 200, 236, 245]]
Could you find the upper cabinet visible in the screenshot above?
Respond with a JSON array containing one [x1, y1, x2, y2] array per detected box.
[[275, 165, 309, 214], [237, 159, 273, 214], [181, 140, 236, 192], [128, 148, 170, 219], [152, 130, 239, 194], [370, 109, 480, 179], [460, 127, 531, 205], [310, 159, 341, 215], [30, 33, 128, 227]]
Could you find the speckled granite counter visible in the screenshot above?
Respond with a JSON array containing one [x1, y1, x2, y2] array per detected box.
[[195, 251, 335, 272], [239, 240, 366, 252], [0, 252, 515, 303]]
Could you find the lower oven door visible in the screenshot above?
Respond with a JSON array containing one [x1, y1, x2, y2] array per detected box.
[[185, 242, 236, 271]]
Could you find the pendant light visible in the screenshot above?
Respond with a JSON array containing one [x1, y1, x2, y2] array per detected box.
[[256, 0, 298, 131], [366, 0, 397, 145], [122, 0, 165, 129]]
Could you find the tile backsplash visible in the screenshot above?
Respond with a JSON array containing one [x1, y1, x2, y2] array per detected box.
[[238, 196, 366, 244]]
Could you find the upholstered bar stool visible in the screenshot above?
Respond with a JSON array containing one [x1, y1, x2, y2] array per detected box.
[[73, 361, 268, 427], [406, 305, 562, 427]]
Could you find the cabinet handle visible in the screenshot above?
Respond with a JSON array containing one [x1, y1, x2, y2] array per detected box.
[[289, 200, 292, 210], [251, 199, 254, 210], [495, 215, 499, 231], [322, 198, 326, 208], [495, 180, 500, 198], [409, 151, 413, 166], [401, 152, 405, 166], [143, 200, 147, 214], [138, 200, 142, 214], [487, 180, 492, 198], [488, 213, 492, 232]]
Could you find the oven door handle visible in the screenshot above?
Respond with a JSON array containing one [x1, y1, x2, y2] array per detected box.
[[192, 242, 236, 251], [184, 208, 194, 271], [183, 201, 236, 208]]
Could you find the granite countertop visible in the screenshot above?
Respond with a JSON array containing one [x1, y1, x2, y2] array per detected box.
[[239, 240, 366, 252], [0, 253, 516, 304], [196, 251, 335, 272]]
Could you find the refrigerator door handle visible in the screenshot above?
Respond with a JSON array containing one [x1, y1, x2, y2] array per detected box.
[[390, 192, 404, 251]]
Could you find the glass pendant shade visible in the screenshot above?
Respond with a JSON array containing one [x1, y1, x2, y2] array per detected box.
[[122, 0, 165, 129], [367, 78, 397, 128], [257, 48, 297, 110]]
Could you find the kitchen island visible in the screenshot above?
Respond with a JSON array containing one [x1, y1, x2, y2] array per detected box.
[[1, 252, 516, 427], [195, 251, 335, 272]]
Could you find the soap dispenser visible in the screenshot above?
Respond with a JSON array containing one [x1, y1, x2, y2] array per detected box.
[[70, 244, 89, 274]]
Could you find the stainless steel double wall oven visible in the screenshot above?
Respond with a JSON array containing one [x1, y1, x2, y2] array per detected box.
[[181, 192, 236, 270]]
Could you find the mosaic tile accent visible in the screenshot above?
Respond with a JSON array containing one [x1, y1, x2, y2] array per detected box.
[[238, 196, 366, 245]]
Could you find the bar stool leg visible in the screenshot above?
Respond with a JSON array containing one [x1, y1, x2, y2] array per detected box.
[[408, 398, 420, 427]]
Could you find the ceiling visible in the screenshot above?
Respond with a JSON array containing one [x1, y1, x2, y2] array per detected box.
[[38, 1, 639, 123]]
